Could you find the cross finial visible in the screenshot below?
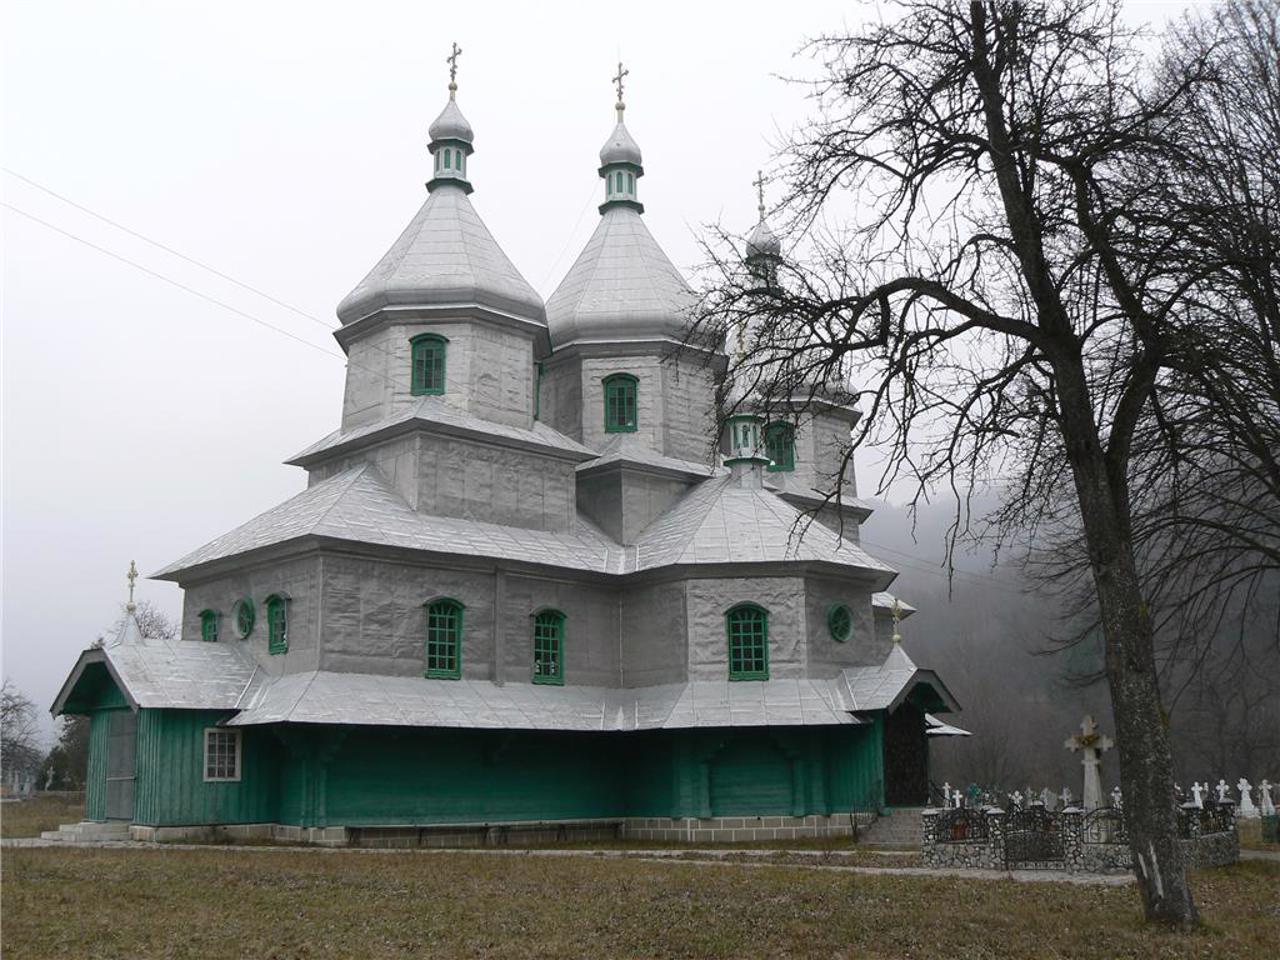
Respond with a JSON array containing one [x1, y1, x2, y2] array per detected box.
[[612, 61, 629, 118], [890, 597, 903, 643], [447, 42, 463, 99], [753, 170, 766, 220], [126, 560, 138, 613]]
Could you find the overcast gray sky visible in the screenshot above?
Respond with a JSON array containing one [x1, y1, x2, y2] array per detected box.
[[2, 0, 1196, 736]]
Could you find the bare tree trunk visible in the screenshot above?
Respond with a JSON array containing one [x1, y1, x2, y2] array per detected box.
[[1059, 376, 1198, 925]]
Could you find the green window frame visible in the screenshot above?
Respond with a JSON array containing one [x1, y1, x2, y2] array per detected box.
[[827, 603, 853, 643], [265, 594, 289, 655], [234, 598, 255, 639], [410, 334, 447, 396], [603, 373, 638, 433], [764, 421, 795, 472], [726, 604, 769, 681], [199, 609, 220, 643], [532, 609, 565, 685], [425, 598, 464, 679], [443, 150, 451, 169]]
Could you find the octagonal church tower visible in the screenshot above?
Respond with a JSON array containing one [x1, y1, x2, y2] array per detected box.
[[51, 60, 962, 843]]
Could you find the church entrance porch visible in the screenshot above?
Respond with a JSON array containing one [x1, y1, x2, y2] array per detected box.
[[882, 703, 928, 807]]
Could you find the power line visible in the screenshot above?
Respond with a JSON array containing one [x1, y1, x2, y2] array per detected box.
[[3, 167, 339, 335], [4, 200, 419, 398], [5, 186, 1037, 595], [3, 202, 346, 362]]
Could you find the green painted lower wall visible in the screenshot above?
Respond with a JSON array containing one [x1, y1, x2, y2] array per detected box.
[[97, 713, 890, 828], [275, 723, 886, 828], [132, 710, 278, 827], [84, 709, 114, 821]]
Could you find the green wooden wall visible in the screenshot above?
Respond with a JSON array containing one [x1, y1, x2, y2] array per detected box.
[[132, 710, 277, 827], [84, 709, 113, 821], [272, 723, 884, 828], [92, 711, 887, 827]]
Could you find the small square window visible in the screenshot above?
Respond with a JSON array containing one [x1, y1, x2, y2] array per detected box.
[[203, 728, 242, 782]]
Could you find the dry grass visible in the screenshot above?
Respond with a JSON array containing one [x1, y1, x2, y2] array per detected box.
[[2, 847, 1277, 959], [0, 797, 85, 839]]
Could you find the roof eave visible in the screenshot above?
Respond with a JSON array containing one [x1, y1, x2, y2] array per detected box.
[[50, 648, 139, 717]]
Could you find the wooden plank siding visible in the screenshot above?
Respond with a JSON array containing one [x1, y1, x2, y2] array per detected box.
[[132, 710, 278, 826]]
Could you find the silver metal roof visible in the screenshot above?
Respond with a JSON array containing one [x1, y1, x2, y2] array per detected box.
[[746, 218, 781, 258], [836, 643, 960, 713], [153, 463, 629, 579], [54, 623, 956, 732], [286, 395, 596, 467], [632, 475, 896, 578], [226, 671, 865, 731], [576, 432, 721, 480], [546, 206, 694, 349], [336, 184, 544, 325], [599, 119, 642, 167], [428, 98, 473, 144], [51, 620, 262, 716], [156, 462, 895, 583], [926, 713, 972, 737]]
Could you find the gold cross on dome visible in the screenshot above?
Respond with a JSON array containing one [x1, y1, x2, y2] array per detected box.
[[753, 170, 766, 218], [612, 61, 629, 106], [447, 42, 463, 92], [890, 597, 903, 643]]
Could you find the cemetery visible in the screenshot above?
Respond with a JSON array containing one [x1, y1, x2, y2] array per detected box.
[[920, 716, 1260, 874]]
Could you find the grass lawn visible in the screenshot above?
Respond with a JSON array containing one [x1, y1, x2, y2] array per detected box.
[[2, 847, 1277, 959], [0, 797, 85, 839]]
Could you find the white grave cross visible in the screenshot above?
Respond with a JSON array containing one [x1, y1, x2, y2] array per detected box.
[[1064, 715, 1114, 810], [1260, 780, 1276, 817], [1237, 778, 1258, 818]]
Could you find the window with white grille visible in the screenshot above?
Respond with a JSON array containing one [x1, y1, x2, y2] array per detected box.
[[203, 728, 242, 782]]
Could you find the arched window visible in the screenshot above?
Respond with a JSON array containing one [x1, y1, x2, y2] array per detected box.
[[764, 421, 795, 472], [627, 172, 634, 192], [603, 373, 638, 433], [425, 598, 464, 679], [726, 604, 769, 681], [264, 594, 289, 655], [532, 609, 565, 685], [443, 150, 451, 170], [410, 334, 447, 396], [199, 609, 220, 643]]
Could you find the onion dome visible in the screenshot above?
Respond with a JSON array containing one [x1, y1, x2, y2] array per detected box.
[[745, 171, 782, 270], [336, 46, 544, 325], [428, 98, 474, 144], [546, 66, 695, 348], [599, 118, 642, 167]]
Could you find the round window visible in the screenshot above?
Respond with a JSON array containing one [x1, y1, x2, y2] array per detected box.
[[827, 603, 853, 643], [234, 598, 256, 638]]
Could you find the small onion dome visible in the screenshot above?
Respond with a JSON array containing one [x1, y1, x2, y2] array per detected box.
[[429, 97, 474, 145], [599, 119, 642, 167], [746, 218, 781, 259]]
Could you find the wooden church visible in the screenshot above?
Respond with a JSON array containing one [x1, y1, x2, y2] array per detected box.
[[52, 59, 962, 845]]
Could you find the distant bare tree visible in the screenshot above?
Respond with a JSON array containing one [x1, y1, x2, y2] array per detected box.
[[1034, 0, 1280, 677], [690, 0, 1266, 925], [111, 599, 178, 642], [1, 680, 43, 789]]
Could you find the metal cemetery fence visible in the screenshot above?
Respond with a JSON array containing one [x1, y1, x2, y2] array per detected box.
[[1003, 805, 1065, 869], [922, 801, 1239, 874]]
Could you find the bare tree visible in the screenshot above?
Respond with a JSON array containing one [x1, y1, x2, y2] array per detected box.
[[1034, 0, 1280, 678], [111, 599, 179, 642], [1, 679, 43, 789], [689, 0, 1271, 925]]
